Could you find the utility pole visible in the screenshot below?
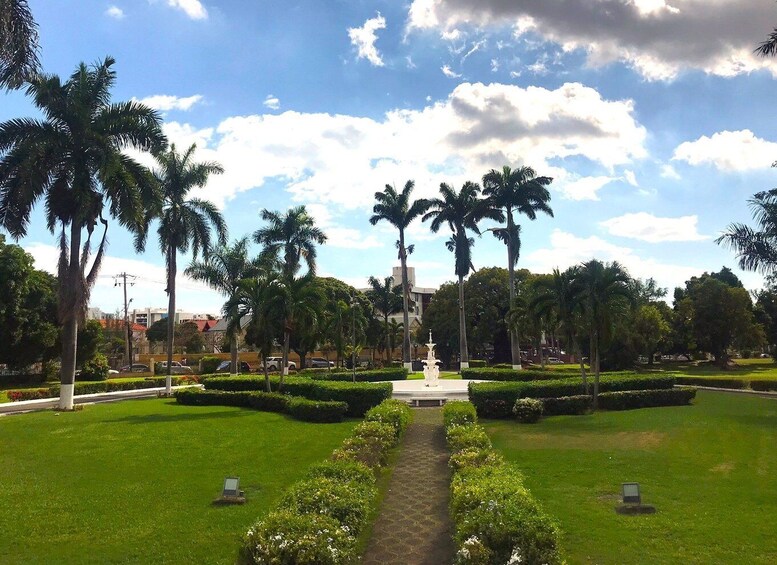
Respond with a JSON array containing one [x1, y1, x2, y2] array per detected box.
[[114, 273, 137, 366]]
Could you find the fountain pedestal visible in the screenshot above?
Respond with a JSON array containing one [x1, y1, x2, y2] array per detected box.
[[422, 331, 441, 388]]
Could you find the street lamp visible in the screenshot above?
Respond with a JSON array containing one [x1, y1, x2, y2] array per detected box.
[[350, 296, 358, 382]]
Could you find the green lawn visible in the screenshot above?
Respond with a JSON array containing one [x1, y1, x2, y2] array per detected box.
[[483, 390, 777, 564], [407, 370, 461, 380], [0, 398, 357, 564]]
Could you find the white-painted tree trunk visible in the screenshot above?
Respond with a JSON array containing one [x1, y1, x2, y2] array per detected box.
[[404, 361, 413, 371], [58, 384, 75, 411], [460, 361, 469, 370], [512, 364, 522, 370]]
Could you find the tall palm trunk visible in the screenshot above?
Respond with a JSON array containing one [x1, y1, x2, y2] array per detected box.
[[59, 222, 83, 410], [263, 353, 271, 392], [458, 274, 469, 370], [384, 315, 391, 363], [230, 334, 238, 375], [399, 229, 412, 370], [506, 209, 522, 370], [592, 330, 600, 410], [165, 247, 176, 394], [575, 338, 588, 394], [281, 328, 290, 388]]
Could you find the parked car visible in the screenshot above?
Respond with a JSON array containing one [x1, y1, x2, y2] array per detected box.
[[309, 357, 334, 368], [119, 363, 151, 373], [157, 361, 194, 375], [260, 357, 296, 371], [547, 357, 563, 364], [215, 360, 252, 373]]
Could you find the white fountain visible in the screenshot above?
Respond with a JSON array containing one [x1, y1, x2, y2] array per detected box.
[[422, 330, 441, 388]]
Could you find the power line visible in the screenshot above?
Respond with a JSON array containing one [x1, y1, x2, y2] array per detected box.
[[114, 273, 137, 364]]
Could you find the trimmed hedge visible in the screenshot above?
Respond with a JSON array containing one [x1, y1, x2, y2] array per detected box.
[[6, 376, 201, 401], [6, 388, 50, 402], [461, 367, 635, 382], [469, 374, 676, 417], [598, 388, 696, 410], [444, 402, 563, 564], [0, 373, 47, 387], [541, 395, 592, 416], [238, 399, 405, 565], [308, 368, 408, 382], [203, 375, 392, 417], [467, 359, 487, 368], [750, 379, 777, 392], [286, 397, 348, 423], [175, 389, 289, 412], [442, 400, 477, 427], [364, 399, 412, 441], [513, 398, 544, 423], [675, 376, 747, 389]]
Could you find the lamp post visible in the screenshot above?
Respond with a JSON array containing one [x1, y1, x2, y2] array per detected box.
[[350, 296, 358, 382]]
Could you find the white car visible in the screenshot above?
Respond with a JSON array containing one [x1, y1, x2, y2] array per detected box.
[[157, 361, 194, 375], [261, 357, 296, 371]]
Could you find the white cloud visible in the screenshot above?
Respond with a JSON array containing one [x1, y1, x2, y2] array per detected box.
[[348, 12, 387, 66], [152, 81, 646, 210], [523, 229, 701, 292], [623, 169, 638, 186], [406, 0, 777, 80], [556, 175, 617, 201], [600, 212, 707, 243], [660, 164, 681, 180], [135, 94, 203, 112], [105, 6, 124, 19], [166, 0, 207, 20], [304, 203, 385, 249], [672, 130, 777, 171], [263, 95, 280, 110], [441, 65, 462, 78]]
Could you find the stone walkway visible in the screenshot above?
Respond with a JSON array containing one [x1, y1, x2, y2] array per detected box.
[[362, 407, 455, 565]]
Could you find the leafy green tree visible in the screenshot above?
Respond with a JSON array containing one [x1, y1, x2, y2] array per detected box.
[[146, 319, 168, 349], [634, 304, 671, 366], [145, 143, 226, 393], [186, 237, 260, 374], [366, 275, 403, 362], [482, 165, 553, 369], [76, 319, 103, 367], [276, 274, 321, 389], [370, 180, 430, 370], [175, 321, 204, 354], [0, 0, 39, 89], [0, 235, 58, 369], [466, 267, 516, 362], [0, 57, 165, 408], [420, 281, 459, 366], [423, 181, 503, 369]]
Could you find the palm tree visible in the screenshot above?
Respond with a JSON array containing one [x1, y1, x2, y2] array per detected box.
[[147, 143, 226, 394], [254, 205, 327, 279], [576, 260, 632, 409], [366, 275, 403, 362], [423, 181, 503, 370], [716, 188, 777, 275], [386, 319, 404, 361], [482, 165, 553, 369], [0, 57, 165, 409], [185, 237, 261, 375], [225, 270, 281, 392], [370, 180, 430, 370], [0, 0, 40, 89], [276, 273, 322, 389]]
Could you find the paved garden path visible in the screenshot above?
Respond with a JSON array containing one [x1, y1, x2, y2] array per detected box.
[[362, 407, 455, 565]]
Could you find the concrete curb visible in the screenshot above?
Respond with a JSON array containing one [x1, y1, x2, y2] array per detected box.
[[676, 384, 777, 398], [0, 384, 203, 415]]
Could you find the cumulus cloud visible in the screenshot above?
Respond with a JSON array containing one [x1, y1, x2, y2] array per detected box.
[[441, 65, 462, 78], [150, 81, 646, 210], [348, 12, 387, 66], [263, 95, 280, 110], [166, 0, 207, 20], [660, 164, 681, 179], [600, 212, 707, 243], [105, 5, 124, 19], [304, 204, 385, 250], [406, 0, 777, 80], [135, 94, 203, 112], [672, 129, 777, 171], [555, 175, 617, 201]]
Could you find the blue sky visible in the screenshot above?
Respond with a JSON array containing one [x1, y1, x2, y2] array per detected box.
[[5, 0, 777, 314]]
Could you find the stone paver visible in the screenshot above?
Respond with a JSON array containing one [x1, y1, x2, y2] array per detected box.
[[362, 407, 455, 565]]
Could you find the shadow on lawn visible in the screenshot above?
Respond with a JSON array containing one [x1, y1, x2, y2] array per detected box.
[[105, 410, 251, 425]]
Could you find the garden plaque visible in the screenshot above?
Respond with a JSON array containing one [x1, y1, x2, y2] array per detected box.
[[223, 477, 240, 498], [622, 482, 641, 504]]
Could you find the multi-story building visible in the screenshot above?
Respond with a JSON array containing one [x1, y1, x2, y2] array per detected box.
[[131, 308, 215, 327], [363, 266, 436, 331]]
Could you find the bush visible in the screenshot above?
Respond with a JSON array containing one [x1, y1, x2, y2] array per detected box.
[[461, 367, 635, 382], [364, 399, 411, 442], [449, 447, 504, 472], [0, 373, 47, 387], [675, 376, 747, 389], [513, 398, 544, 423], [597, 388, 696, 410], [308, 367, 408, 382], [279, 477, 375, 536], [174, 389, 289, 412], [199, 356, 221, 374], [238, 510, 357, 565], [481, 399, 513, 419], [287, 397, 348, 423], [305, 460, 375, 487], [80, 353, 110, 381], [447, 424, 492, 454], [6, 388, 52, 402], [467, 359, 487, 368], [541, 395, 593, 416], [750, 379, 777, 392], [443, 401, 478, 427]]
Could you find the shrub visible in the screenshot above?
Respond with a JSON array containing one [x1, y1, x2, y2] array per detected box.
[[6, 388, 52, 402], [80, 353, 110, 381], [199, 356, 221, 374], [541, 395, 593, 416], [352, 420, 396, 450], [364, 399, 411, 441], [597, 388, 696, 410], [462, 367, 639, 382], [675, 376, 746, 389], [174, 389, 289, 413], [238, 510, 357, 565], [449, 447, 504, 472], [286, 397, 348, 423], [443, 401, 478, 427], [467, 359, 487, 368], [305, 460, 375, 487], [332, 434, 389, 468], [750, 379, 777, 392], [481, 399, 513, 419], [513, 398, 544, 423], [447, 424, 492, 454], [0, 373, 47, 387], [279, 477, 376, 536], [308, 368, 408, 382]]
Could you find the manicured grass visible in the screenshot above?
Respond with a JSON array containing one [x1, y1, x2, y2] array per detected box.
[[662, 359, 777, 379], [407, 371, 461, 380], [482, 390, 777, 564], [0, 398, 356, 564]]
